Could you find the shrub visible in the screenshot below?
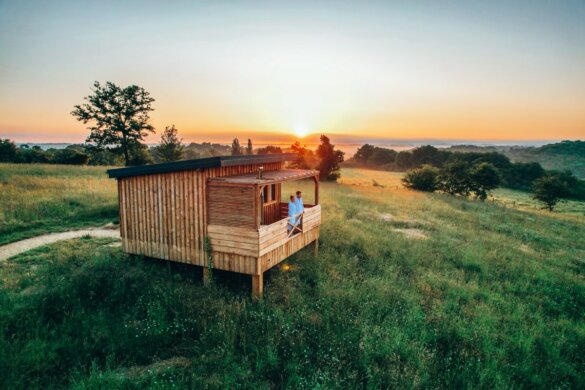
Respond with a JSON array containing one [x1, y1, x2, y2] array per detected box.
[[402, 165, 440, 192]]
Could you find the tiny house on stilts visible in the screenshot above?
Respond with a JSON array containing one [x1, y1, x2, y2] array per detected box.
[[107, 154, 321, 297]]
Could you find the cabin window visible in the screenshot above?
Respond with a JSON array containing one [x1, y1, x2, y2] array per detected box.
[[262, 184, 277, 204], [270, 184, 277, 201]]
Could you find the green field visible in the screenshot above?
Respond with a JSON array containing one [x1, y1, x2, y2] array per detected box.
[[1, 165, 584, 388], [0, 164, 118, 245]]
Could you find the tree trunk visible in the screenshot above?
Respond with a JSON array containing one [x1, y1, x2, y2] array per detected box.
[[123, 146, 130, 166]]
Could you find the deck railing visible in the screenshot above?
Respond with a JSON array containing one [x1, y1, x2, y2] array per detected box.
[[257, 205, 321, 256], [287, 212, 304, 237], [208, 205, 321, 259]]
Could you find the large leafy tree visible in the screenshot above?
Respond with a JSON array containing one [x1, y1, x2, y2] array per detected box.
[[246, 139, 254, 155], [532, 174, 571, 211], [438, 160, 472, 196], [71, 81, 155, 166], [316, 134, 344, 181], [468, 162, 501, 200], [153, 125, 184, 162]]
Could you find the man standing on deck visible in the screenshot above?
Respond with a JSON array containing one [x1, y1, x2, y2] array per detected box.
[[288, 195, 297, 231], [295, 191, 304, 214]]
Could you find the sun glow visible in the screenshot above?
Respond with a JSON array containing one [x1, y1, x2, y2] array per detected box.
[[294, 125, 309, 138]]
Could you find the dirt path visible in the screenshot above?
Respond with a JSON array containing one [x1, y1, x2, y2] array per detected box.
[[0, 226, 120, 261]]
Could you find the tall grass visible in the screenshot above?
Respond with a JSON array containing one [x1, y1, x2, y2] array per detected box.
[[0, 167, 584, 388], [0, 164, 118, 244]]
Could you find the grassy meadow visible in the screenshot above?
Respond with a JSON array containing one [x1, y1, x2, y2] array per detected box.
[[0, 164, 118, 245], [1, 165, 584, 388]]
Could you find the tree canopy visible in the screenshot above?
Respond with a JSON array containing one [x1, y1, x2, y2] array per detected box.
[[71, 81, 155, 166], [402, 165, 439, 192], [316, 135, 344, 181], [532, 174, 571, 211], [0, 138, 18, 162], [468, 162, 501, 200], [153, 125, 184, 162]]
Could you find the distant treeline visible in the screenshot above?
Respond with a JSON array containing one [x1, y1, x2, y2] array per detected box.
[[0, 135, 345, 181], [446, 140, 585, 179], [0, 139, 231, 166], [349, 143, 585, 200]]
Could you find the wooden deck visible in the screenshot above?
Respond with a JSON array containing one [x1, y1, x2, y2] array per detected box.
[[207, 204, 321, 275]]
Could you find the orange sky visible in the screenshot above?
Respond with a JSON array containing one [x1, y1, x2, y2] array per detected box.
[[1, 1, 584, 144]]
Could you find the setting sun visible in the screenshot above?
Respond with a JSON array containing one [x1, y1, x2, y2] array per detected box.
[[294, 125, 309, 138]]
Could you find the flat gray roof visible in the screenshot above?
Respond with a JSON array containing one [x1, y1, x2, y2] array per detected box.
[[208, 169, 319, 185], [107, 153, 297, 179]]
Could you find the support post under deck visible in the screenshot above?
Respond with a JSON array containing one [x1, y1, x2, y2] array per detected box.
[[202, 267, 210, 286], [252, 273, 264, 299]]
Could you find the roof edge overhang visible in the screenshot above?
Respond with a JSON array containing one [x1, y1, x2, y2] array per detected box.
[[107, 153, 298, 179], [208, 169, 319, 186]]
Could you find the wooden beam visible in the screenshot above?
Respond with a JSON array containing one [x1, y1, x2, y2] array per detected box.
[[202, 266, 210, 286], [252, 273, 263, 299], [254, 184, 260, 229], [313, 175, 319, 205]]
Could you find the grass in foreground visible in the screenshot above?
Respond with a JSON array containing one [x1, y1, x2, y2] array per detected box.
[[1, 168, 584, 388], [0, 164, 118, 245]]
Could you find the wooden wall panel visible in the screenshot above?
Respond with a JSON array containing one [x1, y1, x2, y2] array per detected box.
[[208, 184, 256, 228], [207, 225, 259, 258]]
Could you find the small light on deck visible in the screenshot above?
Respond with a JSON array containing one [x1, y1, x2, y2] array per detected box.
[[282, 264, 291, 271], [257, 166, 264, 179]]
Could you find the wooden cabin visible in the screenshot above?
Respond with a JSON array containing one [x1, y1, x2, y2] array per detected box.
[[107, 154, 320, 297]]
